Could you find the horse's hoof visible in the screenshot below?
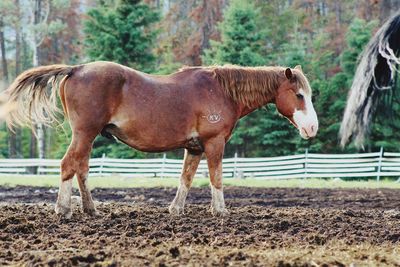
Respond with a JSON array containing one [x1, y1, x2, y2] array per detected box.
[[168, 204, 184, 216], [83, 208, 100, 217], [55, 205, 72, 219], [211, 207, 229, 217]]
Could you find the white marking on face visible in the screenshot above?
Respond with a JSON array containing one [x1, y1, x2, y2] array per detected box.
[[292, 89, 318, 139]]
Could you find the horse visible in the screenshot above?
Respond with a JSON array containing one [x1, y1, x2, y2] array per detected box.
[[4, 62, 318, 218], [341, 10, 400, 147]]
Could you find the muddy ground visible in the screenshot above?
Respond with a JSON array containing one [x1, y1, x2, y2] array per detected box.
[[1, 186, 400, 266]]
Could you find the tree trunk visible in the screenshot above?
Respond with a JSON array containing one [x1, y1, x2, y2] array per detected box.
[[8, 132, 17, 158], [0, 19, 17, 158], [7, 0, 22, 159], [33, 0, 46, 159], [15, 0, 21, 76], [0, 19, 8, 84], [16, 129, 22, 157], [29, 129, 38, 173], [37, 124, 45, 159], [30, 131, 37, 158]]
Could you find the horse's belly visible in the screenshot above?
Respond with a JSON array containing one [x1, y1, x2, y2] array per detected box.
[[109, 120, 190, 152]]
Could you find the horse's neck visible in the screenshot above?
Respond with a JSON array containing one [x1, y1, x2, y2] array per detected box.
[[237, 87, 277, 118]]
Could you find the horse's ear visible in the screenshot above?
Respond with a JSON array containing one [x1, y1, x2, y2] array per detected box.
[[294, 65, 302, 71], [285, 68, 293, 80]]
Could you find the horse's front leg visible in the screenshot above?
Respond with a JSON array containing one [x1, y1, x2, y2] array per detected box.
[[204, 136, 228, 216], [169, 149, 202, 215]]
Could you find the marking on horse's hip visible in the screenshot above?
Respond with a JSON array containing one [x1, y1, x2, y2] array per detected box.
[[207, 114, 221, 123], [203, 110, 223, 124]]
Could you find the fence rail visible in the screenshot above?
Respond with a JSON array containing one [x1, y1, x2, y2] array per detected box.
[[1, 149, 400, 180]]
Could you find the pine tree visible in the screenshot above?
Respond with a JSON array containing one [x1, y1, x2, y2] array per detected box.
[[84, 0, 160, 72], [203, 0, 265, 66]]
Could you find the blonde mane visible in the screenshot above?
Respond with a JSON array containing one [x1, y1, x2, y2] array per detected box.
[[181, 65, 311, 108]]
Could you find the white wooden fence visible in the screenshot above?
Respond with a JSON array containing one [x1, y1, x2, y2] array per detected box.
[[1, 149, 400, 180]]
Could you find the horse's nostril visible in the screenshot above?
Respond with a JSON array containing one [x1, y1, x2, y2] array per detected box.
[[311, 125, 315, 132], [302, 127, 310, 137]]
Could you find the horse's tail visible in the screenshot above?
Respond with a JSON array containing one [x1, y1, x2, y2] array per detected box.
[[340, 10, 400, 147], [4, 64, 74, 130]]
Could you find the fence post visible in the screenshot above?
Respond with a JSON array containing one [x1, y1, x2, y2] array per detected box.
[[160, 153, 167, 178], [234, 152, 238, 178], [377, 147, 383, 181], [99, 153, 106, 176], [304, 148, 309, 179]]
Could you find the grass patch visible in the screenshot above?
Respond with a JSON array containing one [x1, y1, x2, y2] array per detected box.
[[0, 175, 399, 189]]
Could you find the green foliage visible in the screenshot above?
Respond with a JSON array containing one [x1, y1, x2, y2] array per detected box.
[[84, 0, 160, 72], [154, 43, 182, 75], [310, 18, 378, 153], [341, 19, 378, 87], [47, 122, 72, 158], [0, 126, 9, 158], [203, 0, 265, 66]]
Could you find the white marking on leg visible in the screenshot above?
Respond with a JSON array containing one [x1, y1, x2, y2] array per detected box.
[[211, 185, 227, 215], [169, 183, 189, 215], [55, 179, 73, 218]]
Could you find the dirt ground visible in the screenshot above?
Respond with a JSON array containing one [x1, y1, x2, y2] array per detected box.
[[1, 186, 400, 266]]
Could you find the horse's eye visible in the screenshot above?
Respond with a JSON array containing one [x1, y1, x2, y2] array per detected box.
[[296, 93, 304, 100]]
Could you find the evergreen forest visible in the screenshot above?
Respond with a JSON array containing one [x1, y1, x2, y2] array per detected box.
[[0, 0, 399, 159]]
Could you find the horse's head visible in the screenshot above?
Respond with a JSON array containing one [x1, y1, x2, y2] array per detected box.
[[275, 66, 318, 139]]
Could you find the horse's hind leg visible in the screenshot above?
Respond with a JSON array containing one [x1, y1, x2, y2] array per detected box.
[[55, 133, 97, 218], [55, 141, 77, 218], [169, 149, 202, 215], [55, 157, 74, 218], [75, 146, 97, 215]]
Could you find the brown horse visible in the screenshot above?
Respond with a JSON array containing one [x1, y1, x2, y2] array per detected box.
[[5, 62, 318, 218]]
